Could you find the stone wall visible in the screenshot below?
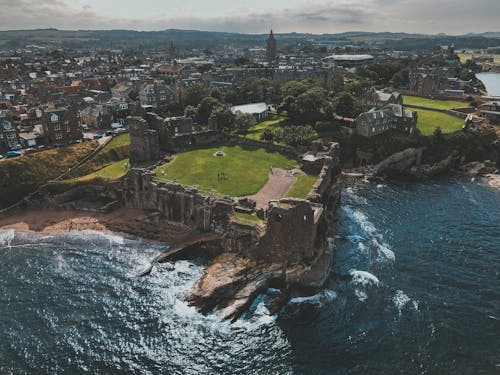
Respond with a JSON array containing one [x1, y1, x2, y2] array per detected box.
[[120, 169, 235, 234], [129, 116, 160, 163]]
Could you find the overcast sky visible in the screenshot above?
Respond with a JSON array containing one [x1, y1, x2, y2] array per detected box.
[[0, 0, 498, 34]]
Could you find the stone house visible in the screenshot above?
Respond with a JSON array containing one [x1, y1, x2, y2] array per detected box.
[[106, 98, 134, 125], [355, 104, 417, 137], [361, 88, 403, 109], [111, 84, 133, 99], [409, 67, 450, 96], [139, 82, 176, 109], [155, 64, 185, 85], [42, 107, 82, 145], [0, 111, 19, 152], [80, 105, 112, 129]]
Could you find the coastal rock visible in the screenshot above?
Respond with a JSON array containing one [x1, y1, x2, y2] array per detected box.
[[373, 148, 461, 179], [373, 147, 424, 176]]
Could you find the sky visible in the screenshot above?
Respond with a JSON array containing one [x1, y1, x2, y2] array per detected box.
[[0, 0, 498, 35]]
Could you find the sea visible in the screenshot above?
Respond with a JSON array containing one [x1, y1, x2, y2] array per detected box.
[[477, 72, 500, 97], [0, 178, 499, 374]]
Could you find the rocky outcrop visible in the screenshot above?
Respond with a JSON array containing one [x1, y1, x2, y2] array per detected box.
[[372, 147, 462, 179], [373, 147, 424, 176]]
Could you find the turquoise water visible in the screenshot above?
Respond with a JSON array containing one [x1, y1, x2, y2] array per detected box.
[[0, 178, 499, 374]]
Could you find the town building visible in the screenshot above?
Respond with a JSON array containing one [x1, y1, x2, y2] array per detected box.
[[354, 104, 418, 137], [42, 107, 82, 145], [80, 105, 112, 129], [139, 82, 176, 109], [362, 88, 403, 109], [231, 102, 269, 120], [0, 111, 19, 152], [266, 30, 277, 65]]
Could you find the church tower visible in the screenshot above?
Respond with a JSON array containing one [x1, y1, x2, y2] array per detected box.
[[266, 29, 277, 64]]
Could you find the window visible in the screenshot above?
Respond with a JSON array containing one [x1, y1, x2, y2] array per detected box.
[[55, 133, 63, 140], [54, 123, 61, 131], [67, 125, 71, 133]]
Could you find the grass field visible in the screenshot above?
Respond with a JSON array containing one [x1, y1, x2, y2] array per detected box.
[[416, 109, 464, 135], [154, 145, 297, 197], [88, 158, 130, 180], [403, 96, 466, 109], [65, 133, 130, 179], [0, 141, 98, 209], [285, 174, 317, 199], [105, 133, 130, 148], [246, 116, 284, 141]]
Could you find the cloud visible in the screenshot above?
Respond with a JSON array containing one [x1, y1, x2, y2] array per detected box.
[[0, 0, 498, 34]]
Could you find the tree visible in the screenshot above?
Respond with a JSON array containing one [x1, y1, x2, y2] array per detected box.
[[184, 105, 198, 121], [281, 125, 317, 146], [212, 105, 235, 132], [334, 92, 361, 118], [183, 83, 208, 107], [233, 111, 256, 134], [197, 97, 221, 125]]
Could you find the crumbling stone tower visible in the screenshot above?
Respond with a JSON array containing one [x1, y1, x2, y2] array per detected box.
[[128, 116, 160, 164]]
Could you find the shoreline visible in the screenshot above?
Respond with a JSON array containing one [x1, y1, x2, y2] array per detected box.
[[0, 207, 196, 244]]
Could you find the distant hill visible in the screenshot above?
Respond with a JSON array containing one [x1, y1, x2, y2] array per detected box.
[[0, 29, 499, 51]]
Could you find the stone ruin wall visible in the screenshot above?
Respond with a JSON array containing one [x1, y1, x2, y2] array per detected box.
[[117, 142, 342, 268], [128, 113, 223, 163], [120, 169, 234, 234]]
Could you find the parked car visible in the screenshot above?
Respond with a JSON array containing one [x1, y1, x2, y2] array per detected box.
[[111, 123, 124, 129], [6, 150, 21, 158], [24, 148, 38, 155], [113, 128, 128, 135], [82, 124, 90, 132], [105, 130, 114, 136], [93, 134, 103, 140], [11, 144, 22, 151], [0, 154, 4, 160]]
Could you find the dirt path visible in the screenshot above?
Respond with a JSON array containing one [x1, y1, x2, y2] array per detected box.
[[245, 168, 303, 208]]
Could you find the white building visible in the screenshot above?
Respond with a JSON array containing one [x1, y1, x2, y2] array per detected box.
[[231, 102, 269, 120]]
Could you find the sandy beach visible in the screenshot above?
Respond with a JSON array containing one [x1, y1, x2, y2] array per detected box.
[[0, 208, 195, 244]]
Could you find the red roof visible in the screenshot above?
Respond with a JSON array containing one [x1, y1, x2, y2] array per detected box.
[[157, 64, 184, 74]]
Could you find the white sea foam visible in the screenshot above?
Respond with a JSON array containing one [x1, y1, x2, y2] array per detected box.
[[342, 206, 396, 264], [372, 238, 396, 262], [350, 270, 380, 302], [289, 289, 338, 305], [0, 229, 15, 247], [393, 290, 411, 312]]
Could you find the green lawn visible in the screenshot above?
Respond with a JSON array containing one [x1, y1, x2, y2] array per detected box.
[[285, 174, 318, 199], [403, 96, 466, 109], [154, 145, 297, 197], [235, 212, 264, 226], [105, 133, 130, 148], [88, 158, 130, 180], [416, 109, 464, 135], [246, 116, 284, 141]]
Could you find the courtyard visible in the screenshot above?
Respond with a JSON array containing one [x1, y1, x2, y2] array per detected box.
[[154, 144, 299, 197]]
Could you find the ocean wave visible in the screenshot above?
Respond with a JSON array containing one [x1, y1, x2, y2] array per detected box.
[[341, 206, 395, 265], [288, 289, 338, 306], [350, 270, 380, 302], [0, 229, 15, 247]]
